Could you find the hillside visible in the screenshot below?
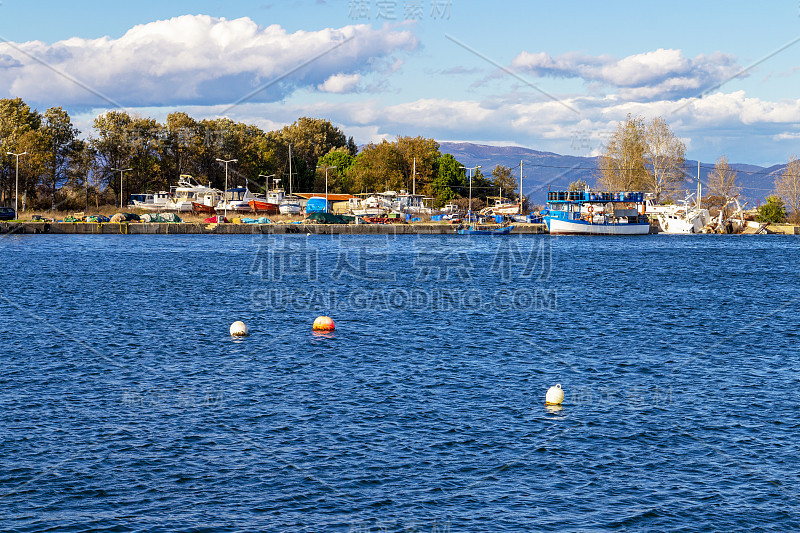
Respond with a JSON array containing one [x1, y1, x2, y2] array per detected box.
[[438, 141, 783, 207]]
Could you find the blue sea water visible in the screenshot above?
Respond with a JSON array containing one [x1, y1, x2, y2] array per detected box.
[[1, 233, 799, 532]]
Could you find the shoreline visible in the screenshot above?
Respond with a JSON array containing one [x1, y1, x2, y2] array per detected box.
[[0, 221, 549, 235], [2, 221, 797, 235]]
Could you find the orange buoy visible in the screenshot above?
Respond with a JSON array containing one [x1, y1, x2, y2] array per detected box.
[[313, 316, 335, 331]]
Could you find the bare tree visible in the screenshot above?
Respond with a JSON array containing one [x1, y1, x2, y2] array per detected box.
[[596, 114, 648, 191], [568, 179, 587, 191], [707, 156, 740, 217], [775, 156, 800, 221], [645, 117, 686, 202]]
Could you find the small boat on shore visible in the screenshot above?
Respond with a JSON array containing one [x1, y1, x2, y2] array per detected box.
[[249, 199, 279, 215], [191, 202, 216, 215], [129, 191, 171, 211], [216, 187, 259, 213]]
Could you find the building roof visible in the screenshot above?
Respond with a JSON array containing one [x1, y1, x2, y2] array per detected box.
[[294, 193, 356, 201]]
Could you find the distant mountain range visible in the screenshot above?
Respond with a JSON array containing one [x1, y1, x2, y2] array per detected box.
[[439, 141, 784, 207]]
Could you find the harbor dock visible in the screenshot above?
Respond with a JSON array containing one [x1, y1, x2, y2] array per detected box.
[[0, 222, 549, 235]]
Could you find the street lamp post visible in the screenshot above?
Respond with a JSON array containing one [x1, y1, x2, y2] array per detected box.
[[6, 151, 27, 216], [460, 165, 481, 220], [316, 165, 337, 213], [216, 158, 238, 220], [111, 167, 132, 209]]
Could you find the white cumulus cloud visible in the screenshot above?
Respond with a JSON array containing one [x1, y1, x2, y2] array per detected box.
[[511, 48, 741, 100], [318, 73, 361, 93], [0, 15, 418, 107]]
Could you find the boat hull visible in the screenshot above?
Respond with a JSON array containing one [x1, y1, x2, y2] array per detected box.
[[279, 203, 301, 215], [249, 200, 279, 215], [546, 217, 649, 235], [191, 202, 216, 215]]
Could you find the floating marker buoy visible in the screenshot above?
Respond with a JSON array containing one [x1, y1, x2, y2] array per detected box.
[[313, 316, 335, 331], [545, 384, 564, 405], [230, 321, 249, 337]]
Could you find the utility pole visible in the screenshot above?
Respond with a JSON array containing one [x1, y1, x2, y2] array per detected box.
[[7, 151, 27, 215]]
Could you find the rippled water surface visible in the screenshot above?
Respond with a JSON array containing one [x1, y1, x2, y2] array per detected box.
[[1, 234, 799, 532]]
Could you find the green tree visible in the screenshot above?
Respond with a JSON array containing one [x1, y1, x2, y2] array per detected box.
[[315, 147, 355, 193], [41, 107, 81, 210], [470, 167, 493, 203], [430, 153, 465, 206], [92, 111, 135, 206], [0, 98, 41, 206], [346, 140, 405, 193], [491, 165, 518, 199], [396, 136, 440, 194], [757, 195, 786, 224], [279, 117, 350, 191]]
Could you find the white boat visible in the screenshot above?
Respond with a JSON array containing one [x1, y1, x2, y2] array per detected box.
[[482, 196, 521, 216], [129, 191, 171, 211], [441, 203, 461, 215], [164, 175, 217, 212], [278, 145, 302, 215], [279, 196, 302, 215], [646, 193, 711, 234], [348, 194, 387, 216], [216, 187, 259, 213], [394, 190, 435, 215]]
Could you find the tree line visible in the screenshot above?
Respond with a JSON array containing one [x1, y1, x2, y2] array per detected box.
[[0, 97, 521, 212], [597, 114, 800, 222]]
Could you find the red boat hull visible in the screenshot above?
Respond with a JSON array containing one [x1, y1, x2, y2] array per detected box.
[[192, 202, 216, 215], [249, 200, 279, 214]]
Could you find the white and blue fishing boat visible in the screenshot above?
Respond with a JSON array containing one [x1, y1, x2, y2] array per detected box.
[[544, 189, 650, 235]]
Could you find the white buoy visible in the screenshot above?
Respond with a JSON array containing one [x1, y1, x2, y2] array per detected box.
[[230, 321, 249, 337], [545, 384, 564, 405]]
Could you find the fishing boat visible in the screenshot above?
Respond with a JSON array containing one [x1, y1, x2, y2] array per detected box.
[[164, 175, 219, 212], [129, 191, 171, 211], [481, 196, 521, 216], [279, 196, 302, 215], [249, 199, 279, 214], [456, 224, 514, 235], [278, 145, 303, 215], [646, 193, 711, 234], [216, 187, 260, 213], [544, 189, 650, 235]]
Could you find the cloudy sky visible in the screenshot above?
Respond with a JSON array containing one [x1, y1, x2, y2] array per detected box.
[[1, 0, 799, 165]]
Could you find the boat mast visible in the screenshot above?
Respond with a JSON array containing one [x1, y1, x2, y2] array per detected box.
[[412, 157, 416, 196], [289, 144, 293, 196], [697, 160, 701, 210], [519, 160, 523, 215]]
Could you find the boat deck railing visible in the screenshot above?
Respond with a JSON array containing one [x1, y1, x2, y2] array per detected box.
[[547, 191, 645, 202]]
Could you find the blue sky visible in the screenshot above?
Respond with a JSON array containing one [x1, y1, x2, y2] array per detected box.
[[1, 0, 799, 165]]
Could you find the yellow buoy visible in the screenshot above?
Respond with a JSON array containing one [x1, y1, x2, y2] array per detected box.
[[545, 384, 564, 405], [313, 316, 335, 331], [230, 321, 249, 337]]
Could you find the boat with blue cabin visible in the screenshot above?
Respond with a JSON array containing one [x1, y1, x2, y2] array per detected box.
[[544, 189, 650, 235]]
